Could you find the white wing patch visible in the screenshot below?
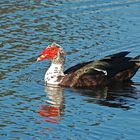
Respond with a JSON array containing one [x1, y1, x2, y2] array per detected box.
[[94, 68, 107, 75]]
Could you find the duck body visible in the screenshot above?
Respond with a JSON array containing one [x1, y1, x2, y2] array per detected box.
[[61, 52, 140, 88], [37, 43, 140, 88]]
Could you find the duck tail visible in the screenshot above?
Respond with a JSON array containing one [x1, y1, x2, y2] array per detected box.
[[131, 55, 140, 67]]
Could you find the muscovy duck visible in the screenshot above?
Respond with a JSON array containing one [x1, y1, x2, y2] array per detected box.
[[37, 43, 140, 88]]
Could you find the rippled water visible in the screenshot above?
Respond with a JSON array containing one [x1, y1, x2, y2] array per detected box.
[[1, 0, 140, 140]]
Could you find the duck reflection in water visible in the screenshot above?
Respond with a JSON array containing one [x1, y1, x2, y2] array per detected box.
[[38, 82, 137, 124], [78, 82, 137, 110], [38, 86, 64, 124]]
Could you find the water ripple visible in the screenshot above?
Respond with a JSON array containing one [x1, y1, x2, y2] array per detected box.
[[1, 0, 140, 140]]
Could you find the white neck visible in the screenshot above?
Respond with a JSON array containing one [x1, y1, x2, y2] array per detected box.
[[44, 63, 64, 85]]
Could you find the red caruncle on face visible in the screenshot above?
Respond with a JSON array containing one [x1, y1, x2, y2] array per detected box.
[[38, 45, 59, 61]]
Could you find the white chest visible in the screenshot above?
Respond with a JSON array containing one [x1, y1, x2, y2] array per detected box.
[[44, 63, 64, 85]]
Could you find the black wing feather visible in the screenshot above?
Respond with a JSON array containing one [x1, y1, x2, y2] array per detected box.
[[65, 51, 132, 76]]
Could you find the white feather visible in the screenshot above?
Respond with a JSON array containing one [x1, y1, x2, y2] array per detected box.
[[44, 63, 64, 85]]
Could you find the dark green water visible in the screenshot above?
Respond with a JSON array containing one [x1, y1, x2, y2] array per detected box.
[[0, 0, 140, 140]]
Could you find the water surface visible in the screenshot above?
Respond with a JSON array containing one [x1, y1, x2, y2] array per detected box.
[[0, 0, 140, 140]]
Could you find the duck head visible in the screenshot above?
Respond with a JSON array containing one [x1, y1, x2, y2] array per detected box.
[[37, 43, 65, 64]]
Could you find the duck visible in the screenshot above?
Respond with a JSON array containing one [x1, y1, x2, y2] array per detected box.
[[37, 43, 140, 88]]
